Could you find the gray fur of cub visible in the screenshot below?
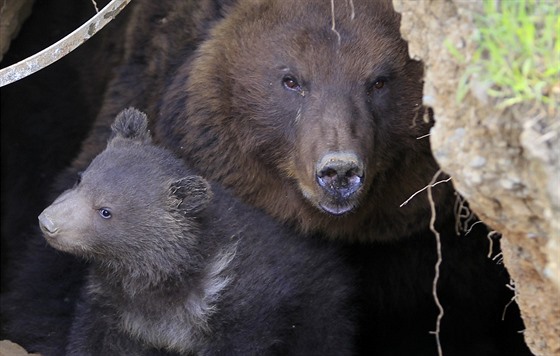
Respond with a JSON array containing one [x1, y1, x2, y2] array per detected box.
[[39, 108, 356, 355]]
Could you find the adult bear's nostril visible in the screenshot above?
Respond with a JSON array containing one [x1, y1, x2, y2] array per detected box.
[[316, 152, 364, 198]]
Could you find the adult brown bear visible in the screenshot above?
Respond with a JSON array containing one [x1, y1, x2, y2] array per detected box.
[[1, 0, 531, 355]]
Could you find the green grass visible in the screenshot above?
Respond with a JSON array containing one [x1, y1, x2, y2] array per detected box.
[[450, 0, 559, 112]]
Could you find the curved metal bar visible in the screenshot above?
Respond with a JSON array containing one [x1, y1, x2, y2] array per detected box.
[[0, 0, 131, 87]]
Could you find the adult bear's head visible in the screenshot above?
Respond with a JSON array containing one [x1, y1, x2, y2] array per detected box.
[[161, 0, 452, 242]]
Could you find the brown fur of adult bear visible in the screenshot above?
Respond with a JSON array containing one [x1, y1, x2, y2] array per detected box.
[[158, 0, 445, 243], [65, 1, 443, 245], [1, 1, 531, 355]]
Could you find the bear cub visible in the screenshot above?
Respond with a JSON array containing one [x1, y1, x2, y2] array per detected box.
[[38, 108, 356, 355]]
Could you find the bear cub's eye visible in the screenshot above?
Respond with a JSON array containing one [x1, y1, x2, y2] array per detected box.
[[74, 171, 83, 187], [98, 208, 112, 219], [282, 75, 302, 92]]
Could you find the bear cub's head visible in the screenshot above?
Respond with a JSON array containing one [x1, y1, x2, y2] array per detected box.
[[38, 108, 212, 261]]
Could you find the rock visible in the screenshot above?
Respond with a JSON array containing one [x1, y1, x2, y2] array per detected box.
[[0, 340, 39, 356], [0, 0, 35, 62]]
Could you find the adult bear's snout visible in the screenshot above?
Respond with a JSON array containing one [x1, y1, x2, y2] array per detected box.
[[316, 152, 364, 200]]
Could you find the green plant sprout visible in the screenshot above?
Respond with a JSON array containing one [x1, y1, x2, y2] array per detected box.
[[451, 0, 559, 112]]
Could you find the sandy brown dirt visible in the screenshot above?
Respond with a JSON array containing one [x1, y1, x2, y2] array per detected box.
[[393, 1, 560, 355]]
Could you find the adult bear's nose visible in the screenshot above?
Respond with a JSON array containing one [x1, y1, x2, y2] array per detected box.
[[316, 152, 364, 198]]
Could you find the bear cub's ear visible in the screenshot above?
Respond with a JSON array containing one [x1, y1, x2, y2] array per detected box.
[[170, 176, 213, 215], [110, 107, 152, 143]]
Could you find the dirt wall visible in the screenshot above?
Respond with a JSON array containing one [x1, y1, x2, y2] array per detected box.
[[393, 1, 560, 355]]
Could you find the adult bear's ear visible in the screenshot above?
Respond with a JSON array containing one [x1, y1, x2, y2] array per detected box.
[[110, 107, 152, 143], [170, 176, 213, 215]]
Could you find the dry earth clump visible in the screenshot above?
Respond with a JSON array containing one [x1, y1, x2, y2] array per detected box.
[[393, 1, 559, 355]]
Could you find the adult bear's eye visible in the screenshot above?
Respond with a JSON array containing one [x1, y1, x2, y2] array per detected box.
[[367, 77, 387, 95], [282, 75, 302, 92], [98, 208, 112, 219]]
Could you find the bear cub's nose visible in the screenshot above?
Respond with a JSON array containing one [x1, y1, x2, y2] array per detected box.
[[316, 152, 364, 198], [38, 211, 58, 236]]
